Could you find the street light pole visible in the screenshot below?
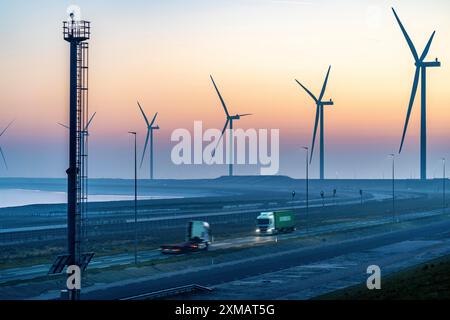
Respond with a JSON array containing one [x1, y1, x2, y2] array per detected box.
[[443, 158, 446, 215], [389, 154, 395, 223], [129, 131, 138, 265], [302, 147, 309, 232]]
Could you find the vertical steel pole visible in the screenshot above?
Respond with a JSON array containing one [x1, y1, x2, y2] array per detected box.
[[63, 17, 90, 301], [134, 134, 137, 264], [306, 148, 309, 225], [443, 158, 446, 215], [421, 67, 427, 181], [129, 132, 137, 265], [303, 147, 309, 232], [229, 119, 233, 176], [134, 133, 138, 265], [320, 106, 324, 180], [150, 130, 154, 180], [68, 40, 78, 269], [392, 155, 395, 222]]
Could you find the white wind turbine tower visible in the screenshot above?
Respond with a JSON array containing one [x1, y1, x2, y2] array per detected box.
[[0, 120, 14, 170]]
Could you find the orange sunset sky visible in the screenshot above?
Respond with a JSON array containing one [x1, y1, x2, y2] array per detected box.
[[0, 0, 449, 179]]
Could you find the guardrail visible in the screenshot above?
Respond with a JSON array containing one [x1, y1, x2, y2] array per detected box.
[[120, 284, 213, 300]]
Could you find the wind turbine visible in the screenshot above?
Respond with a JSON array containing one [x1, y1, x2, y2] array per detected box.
[[210, 75, 252, 177], [295, 66, 334, 180], [0, 120, 14, 170], [58, 112, 97, 154], [58, 112, 96, 131], [137, 101, 159, 180], [392, 8, 441, 181]]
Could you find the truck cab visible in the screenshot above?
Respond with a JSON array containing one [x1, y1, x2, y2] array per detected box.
[[186, 221, 211, 248], [256, 212, 276, 234]]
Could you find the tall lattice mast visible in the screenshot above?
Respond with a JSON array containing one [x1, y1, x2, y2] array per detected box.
[[63, 14, 90, 300]]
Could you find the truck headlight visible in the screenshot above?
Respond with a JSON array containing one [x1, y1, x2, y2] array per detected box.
[[256, 228, 260, 233]]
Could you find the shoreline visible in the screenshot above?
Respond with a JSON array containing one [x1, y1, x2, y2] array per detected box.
[[0, 190, 186, 209]]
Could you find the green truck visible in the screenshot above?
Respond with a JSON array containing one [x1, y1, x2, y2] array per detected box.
[[256, 210, 296, 235]]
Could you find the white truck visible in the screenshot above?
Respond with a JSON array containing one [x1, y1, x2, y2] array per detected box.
[[160, 221, 211, 254]]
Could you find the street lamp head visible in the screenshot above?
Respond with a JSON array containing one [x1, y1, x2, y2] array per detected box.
[[128, 131, 137, 135]]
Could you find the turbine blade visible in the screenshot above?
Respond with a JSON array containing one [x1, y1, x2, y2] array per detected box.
[[0, 146, 7, 170], [85, 112, 97, 130], [137, 101, 150, 127], [310, 105, 320, 163], [318, 66, 331, 101], [399, 67, 421, 153], [419, 31, 436, 61], [212, 119, 229, 156], [0, 120, 14, 137], [295, 80, 318, 103], [392, 8, 419, 62], [150, 112, 158, 127], [210, 75, 230, 117], [140, 130, 150, 168], [57, 122, 70, 129], [238, 113, 252, 117]]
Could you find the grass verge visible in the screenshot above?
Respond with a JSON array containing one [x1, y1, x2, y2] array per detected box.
[[316, 254, 450, 300]]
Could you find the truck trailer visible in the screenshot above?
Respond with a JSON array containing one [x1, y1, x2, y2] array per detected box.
[[256, 211, 296, 235], [160, 221, 211, 254]]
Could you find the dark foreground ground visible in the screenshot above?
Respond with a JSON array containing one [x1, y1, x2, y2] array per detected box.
[[317, 254, 450, 300]]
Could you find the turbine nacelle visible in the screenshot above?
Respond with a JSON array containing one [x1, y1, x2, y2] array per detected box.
[[146, 123, 160, 130], [229, 113, 252, 120], [320, 99, 334, 106], [415, 60, 441, 68]]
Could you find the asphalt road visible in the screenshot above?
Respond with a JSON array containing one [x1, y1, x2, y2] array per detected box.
[[81, 216, 450, 300], [1, 201, 439, 285], [0, 205, 440, 284]]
